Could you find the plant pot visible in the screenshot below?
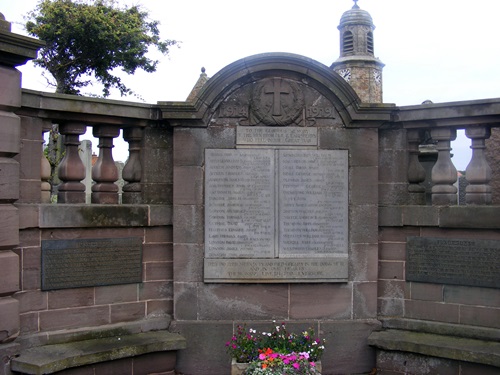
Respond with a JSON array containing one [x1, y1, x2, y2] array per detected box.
[[231, 359, 322, 375], [231, 359, 249, 375]]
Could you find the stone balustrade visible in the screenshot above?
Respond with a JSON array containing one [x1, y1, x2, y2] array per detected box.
[[405, 125, 496, 206], [17, 89, 500, 207], [398, 100, 500, 206], [17, 89, 163, 205]]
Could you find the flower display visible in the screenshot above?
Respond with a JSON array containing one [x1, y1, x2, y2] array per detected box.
[[226, 321, 325, 374]]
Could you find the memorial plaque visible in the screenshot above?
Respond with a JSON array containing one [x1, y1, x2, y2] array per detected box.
[[237, 127, 317, 146], [41, 237, 142, 290], [205, 149, 275, 258], [204, 257, 348, 283], [406, 237, 500, 288], [279, 150, 348, 257], [204, 148, 349, 282]]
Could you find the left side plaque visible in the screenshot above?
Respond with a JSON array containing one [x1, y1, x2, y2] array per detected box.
[[205, 149, 275, 258], [41, 237, 142, 290]]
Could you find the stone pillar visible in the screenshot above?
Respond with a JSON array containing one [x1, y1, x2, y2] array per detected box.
[[122, 127, 143, 204], [430, 128, 458, 205], [91, 125, 120, 204], [407, 129, 426, 204], [57, 122, 87, 203], [0, 11, 43, 370], [465, 126, 492, 205], [485, 127, 500, 204], [141, 125, 173, 204]]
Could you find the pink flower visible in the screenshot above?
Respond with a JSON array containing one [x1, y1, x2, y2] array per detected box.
[[292, 363, 300, 369]]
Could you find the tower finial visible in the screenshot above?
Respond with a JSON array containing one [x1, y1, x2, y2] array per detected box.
[[353, 0, 360, 9]]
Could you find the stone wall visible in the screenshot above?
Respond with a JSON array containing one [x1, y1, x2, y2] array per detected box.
[[165, 54, 393, 375], [11, 113, 175, 338], [378, 223, 500, 326]]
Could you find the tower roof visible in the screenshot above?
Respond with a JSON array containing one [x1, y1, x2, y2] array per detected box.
[[338, 0, 374, 29]]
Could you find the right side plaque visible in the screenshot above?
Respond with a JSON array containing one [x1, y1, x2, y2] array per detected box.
[[406, 237, 500, 288], [279, 150, 348, 258]]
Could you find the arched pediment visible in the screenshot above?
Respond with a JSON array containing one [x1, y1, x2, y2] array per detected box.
[[160, 53, 393, 128]]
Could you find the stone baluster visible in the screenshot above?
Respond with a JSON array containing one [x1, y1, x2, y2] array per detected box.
[[41, 126, 52, 203], [122, 127, 143, 204], [430, 128, 457, 205], [407, 129, 426, 204], [465, 126, 492, 205], [92, 125, 120, 204], [57, 122, 87, 203]]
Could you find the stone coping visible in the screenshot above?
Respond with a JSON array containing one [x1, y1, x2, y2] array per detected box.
[[17, 204, 173, 229], [380, 318, 500, 342], [368, 329, 500, 368], [15, 318, 171, 350], [379, 205, 500, 229], [11, 330, 186, 375], [20, 89, 160, 125]]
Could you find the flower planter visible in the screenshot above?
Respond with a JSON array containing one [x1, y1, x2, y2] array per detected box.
[[231, 359, 322, 375]]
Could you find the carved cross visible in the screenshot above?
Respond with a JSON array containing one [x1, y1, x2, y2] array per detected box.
[[265, 78, 290, 116]]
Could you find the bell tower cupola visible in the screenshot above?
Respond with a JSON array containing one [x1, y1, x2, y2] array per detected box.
[[331, 0, 384, 103]]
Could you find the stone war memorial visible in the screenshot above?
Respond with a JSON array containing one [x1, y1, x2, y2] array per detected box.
[[0, 1, 499, 374]]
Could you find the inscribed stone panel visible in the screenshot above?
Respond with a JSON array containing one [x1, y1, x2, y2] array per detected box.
[[205, 149, 275, 258], [41, 237, 142, 290], [204, 148, 349, 282], [279, 150, 348, 257], [204, 258, 347, 283], [406, 237, 500, 288]]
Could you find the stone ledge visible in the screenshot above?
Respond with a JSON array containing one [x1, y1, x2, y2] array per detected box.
[[11, 330, 186, 375], [33, 204, 172, 228], [379, 205, 500, 229], [368, 329, 500, 368]]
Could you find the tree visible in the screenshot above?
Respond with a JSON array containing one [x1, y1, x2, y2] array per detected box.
[[26, 0, 178, 97]]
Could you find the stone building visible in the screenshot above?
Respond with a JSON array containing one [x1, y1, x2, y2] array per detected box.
[[0, 2, 498, 375]]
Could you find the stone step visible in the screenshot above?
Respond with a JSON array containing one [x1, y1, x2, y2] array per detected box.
[[11, 330, 186, 375]]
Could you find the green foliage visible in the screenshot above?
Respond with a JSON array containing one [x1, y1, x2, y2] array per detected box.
[[26, 0, 178, 97]]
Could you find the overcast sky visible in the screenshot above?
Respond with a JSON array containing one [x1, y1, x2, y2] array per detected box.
[[1, 0, 499, 167]]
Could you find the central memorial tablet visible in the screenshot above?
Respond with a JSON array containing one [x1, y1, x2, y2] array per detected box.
[[204, 147, 348, 283]]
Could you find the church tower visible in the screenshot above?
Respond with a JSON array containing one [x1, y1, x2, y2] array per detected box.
[[331, 0, 384, 103]]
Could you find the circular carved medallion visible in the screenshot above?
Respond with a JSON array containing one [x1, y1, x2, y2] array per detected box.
[[251, 78, 304, 126]]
